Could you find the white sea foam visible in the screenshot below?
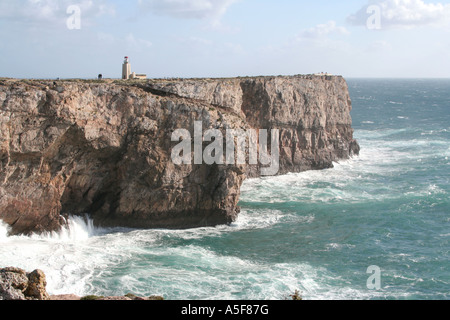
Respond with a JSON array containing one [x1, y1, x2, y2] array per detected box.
[[325, 243, 356, 251], [241, 146, 394, 204], [99, 244, 366, 300], [28, 215, 102, 242], [388, 101, 403, 105], [0, 220, 11, 242], [242, 127, 449, 209], [421, 128, 449, 136], [0, 216, 116, 295], [0, 214, 362, 300], [0, 211, 307, 298]]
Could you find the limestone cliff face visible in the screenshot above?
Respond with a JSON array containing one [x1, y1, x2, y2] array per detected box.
[[0, 75, 359, 235]]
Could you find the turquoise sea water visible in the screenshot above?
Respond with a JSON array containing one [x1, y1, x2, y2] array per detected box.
[[1, 79, 449, 300]]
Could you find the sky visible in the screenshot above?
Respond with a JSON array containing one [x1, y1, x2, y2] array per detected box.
[[0, 0, 449, 79]]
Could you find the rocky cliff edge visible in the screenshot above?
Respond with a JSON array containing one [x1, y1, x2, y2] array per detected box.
[[0, 75, 359, 235]]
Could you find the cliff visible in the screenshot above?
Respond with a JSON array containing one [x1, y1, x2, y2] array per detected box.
[[0, 75, 359, 235]]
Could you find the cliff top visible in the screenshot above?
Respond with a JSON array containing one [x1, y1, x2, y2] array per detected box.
[[0, 74, 343, 86]]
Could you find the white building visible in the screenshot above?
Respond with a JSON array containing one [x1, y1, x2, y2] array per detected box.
[[122, 56, 146, 80], [122, 56, 131, 80]]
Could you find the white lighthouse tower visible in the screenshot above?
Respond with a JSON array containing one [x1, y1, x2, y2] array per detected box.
[[122, 56, 131, 80]]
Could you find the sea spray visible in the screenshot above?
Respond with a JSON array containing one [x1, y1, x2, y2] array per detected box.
[[0, 220, 11, 242], [0, 215, 108, 296], [28, 215, 101, 242]]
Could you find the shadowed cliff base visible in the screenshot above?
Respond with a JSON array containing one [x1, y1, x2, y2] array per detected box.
[[0, 75, 359, 235]]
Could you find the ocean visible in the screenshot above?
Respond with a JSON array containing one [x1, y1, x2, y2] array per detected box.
[[1, 79, 449, 300]]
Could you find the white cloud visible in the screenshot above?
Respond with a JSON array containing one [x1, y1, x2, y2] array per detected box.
[[366, 40, 393, 52], [177, 36, 213, 46], [137, 0, 238, 26], [125, 33, 153, 51], [96, 32, 153, 52], [97, 31, 116, 45], [296, 21, 350, 41], [174, 35, 245, 57], [0, 0, 115, 28], [348, 0, 450, 29]]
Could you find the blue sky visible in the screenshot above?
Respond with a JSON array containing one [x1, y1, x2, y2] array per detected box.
[[1, 0, 449, 79]]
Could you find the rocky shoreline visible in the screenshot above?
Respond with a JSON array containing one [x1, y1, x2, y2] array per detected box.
[[1, 267, 304, 301], [0, 267, 164, 301]]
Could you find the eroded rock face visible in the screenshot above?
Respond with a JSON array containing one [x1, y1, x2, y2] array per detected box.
[[144, 75, 360, 176], [239, 76, 360, 176], [0, 75, 359, 235], [0, 267, 50, 300]]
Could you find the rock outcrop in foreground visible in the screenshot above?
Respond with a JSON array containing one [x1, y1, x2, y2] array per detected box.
[[0, 267, 49, 300], [0, 267, 163, 300], [0, 75, 359, 235]]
